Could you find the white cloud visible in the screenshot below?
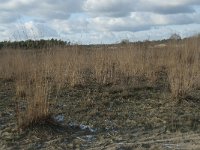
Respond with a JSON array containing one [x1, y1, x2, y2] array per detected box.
[[83, 0, 199, 16], [0, 0, 200, 43]]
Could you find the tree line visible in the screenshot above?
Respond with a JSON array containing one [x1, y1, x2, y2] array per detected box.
[[0, 39, 70, 50]]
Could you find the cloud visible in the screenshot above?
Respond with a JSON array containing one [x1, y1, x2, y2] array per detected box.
[[0, 0, 200, 43], [83, 0, 200, 17], [0, 11, 19, 24], [8, 21, 58, 41], [0, 0, 84, 22], [88, 12, 200, 33], [83, 0, 135, 17]]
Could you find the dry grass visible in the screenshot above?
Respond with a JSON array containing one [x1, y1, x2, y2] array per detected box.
[[0, 38, 199, 130]]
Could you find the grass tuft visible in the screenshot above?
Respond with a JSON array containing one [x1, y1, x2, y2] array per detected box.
[[0, 37, 199, 131]]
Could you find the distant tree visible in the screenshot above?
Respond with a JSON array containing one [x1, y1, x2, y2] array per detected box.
[[169, 33, 181, 40], [120, 39, 130, 44], [0, 39, 68, 50]]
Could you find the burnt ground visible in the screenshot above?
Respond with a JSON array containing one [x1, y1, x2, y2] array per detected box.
[[1, 77, 200, 150]]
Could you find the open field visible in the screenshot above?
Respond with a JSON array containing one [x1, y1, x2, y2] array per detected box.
[[0, 38, 200, 149]]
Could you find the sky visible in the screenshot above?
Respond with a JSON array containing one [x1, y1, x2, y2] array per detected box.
[[1, 0, 200, 44]]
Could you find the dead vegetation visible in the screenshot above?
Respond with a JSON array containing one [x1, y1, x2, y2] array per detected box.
[[0, 38, 199, 130], [0, 37, 200, 149]]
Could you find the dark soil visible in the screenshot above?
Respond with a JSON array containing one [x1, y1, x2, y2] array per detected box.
[[1, 78, 200, 149]]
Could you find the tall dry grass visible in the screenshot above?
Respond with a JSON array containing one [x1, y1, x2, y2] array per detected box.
[[0, 38, 199, 129]]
